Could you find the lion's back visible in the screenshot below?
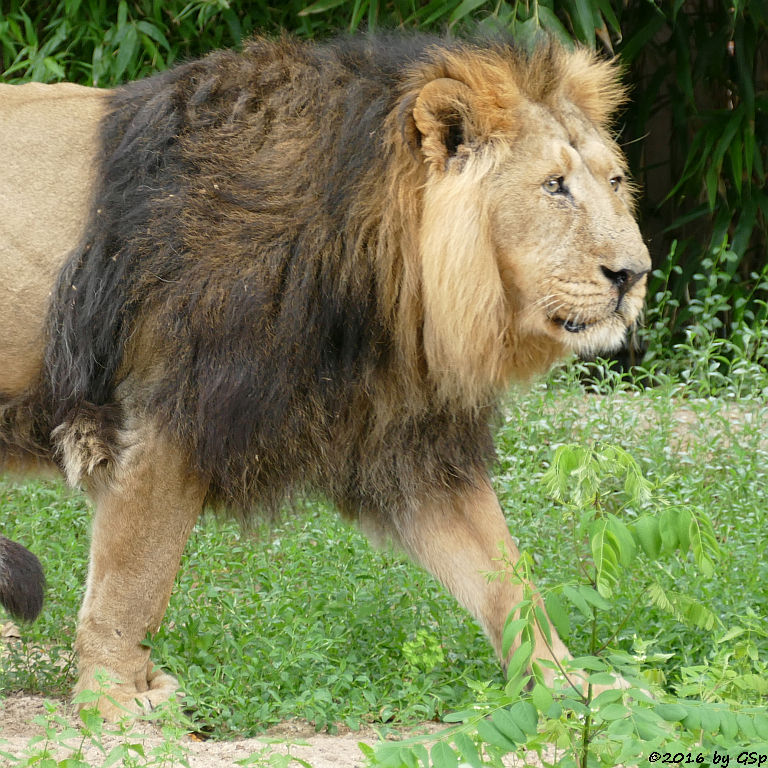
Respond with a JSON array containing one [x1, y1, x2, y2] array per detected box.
[[0, 82, 108, 398]]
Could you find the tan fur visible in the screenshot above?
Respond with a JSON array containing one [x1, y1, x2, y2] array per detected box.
[[395, 479, 572, 674], [72, 421, 207, 718], [0, 83, 107, 396], [0, 39, 649, 719]]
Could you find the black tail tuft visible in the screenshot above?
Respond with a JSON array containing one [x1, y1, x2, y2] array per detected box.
[[0, 536, 45, 622]]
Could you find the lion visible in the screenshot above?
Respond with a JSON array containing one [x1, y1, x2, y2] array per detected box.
[[0, 34, 650, 720]]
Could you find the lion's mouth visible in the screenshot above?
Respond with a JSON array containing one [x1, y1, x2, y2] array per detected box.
[[551, 316, 590, 334]]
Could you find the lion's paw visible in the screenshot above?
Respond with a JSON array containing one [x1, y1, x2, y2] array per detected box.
[[75, 664, 179, 722]]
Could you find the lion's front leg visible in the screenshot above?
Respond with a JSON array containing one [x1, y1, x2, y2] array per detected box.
[[395, 478, 571, 687], [72, 425, 207, 721]]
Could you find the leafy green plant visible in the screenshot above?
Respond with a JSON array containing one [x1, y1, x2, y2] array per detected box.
[[366, 442, 768, 767], [641, 237, 768, 393]]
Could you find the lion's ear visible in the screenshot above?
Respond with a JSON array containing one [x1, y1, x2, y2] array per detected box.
[[411, 78, 478, 167]]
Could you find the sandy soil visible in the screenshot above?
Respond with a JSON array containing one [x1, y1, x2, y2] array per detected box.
[[0, 692, 421, 767], [0, 693, 556, 767]]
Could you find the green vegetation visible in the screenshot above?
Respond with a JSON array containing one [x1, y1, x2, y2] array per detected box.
[[368, 432, 768, 767]]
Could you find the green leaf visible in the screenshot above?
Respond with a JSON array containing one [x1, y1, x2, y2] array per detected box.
[[536, 6, 573, 47], [705, 164, 720, 210], [117, 0, 128, 29], [544, 592, 570, 640], [720, 711, 739, 741], [448, 0, 487, 27], [102, 744, 128, 768], [502, 616, 529, 659], [606, 514, 637, 566], [620, 14, 665, 63], [534, 603, 552, 645], [632, 516, 661, 559], [532, 683, 553, 714], [298, 0, 348, 15], [591, 519, 621, 597], [509, 701, 538, 735], [674, 508, 692, 553], [588, 671, 619, 686], [543, 444, 584, 501], [592, 688, 625, 708], [738, 713, 760, 740], [562, 584, 591, 618], [599, 703, 629, 721], [594, 0, 621, 35], [658, 508, 680, 552], [453, 733, 482, 768], [135, 21, 169, 49], [569, 656, 607, 672], [43, 56, 66, 79], [431, 741, 458, 768], [572, 0, 598, 47], [654, 702, 688, 721], [442, 708, 480, 724], [699, 706, 721, 734], [476, 718, 518, 751], [631, 709, 668, 741], [578, 585, 612, 611], [606, 717, 635, 737], [753, 713, 768, 739], [357, 743, 375, 759], [682, 706, 702, 731], [730, 135, 744, 195], [492, 708, 526, 744], [506, 640, 532, 679], [688, 514, 718, 575], [114, 23, 139, 82], [744, 128, 756, 178]]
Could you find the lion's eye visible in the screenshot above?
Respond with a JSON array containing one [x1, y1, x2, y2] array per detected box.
[[543, 176, 566, 195], [609, 175, 623, 192]]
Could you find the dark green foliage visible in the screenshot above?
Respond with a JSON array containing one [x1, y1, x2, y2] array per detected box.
[[615, 0, 768, 356]]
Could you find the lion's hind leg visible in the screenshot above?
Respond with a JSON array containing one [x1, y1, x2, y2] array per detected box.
[[57, 414, 207, 720]]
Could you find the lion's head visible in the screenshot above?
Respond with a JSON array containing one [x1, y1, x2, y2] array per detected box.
[[390, 43, 651, 401]]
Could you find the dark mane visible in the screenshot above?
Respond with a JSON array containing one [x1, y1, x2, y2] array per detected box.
[[44, 35, 496, 516]]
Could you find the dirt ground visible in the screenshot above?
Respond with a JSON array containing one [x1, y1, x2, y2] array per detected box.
[[0, 692, 389, 767], [0, 692, 555, 767]]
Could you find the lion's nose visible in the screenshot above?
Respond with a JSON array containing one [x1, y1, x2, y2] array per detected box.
[[600, 265, 648, 298]]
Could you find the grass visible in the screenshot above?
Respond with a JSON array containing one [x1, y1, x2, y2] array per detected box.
[[2, 361, 767, 746]]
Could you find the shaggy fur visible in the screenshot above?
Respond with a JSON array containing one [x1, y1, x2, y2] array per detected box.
[[1, 33, 650, 717]]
